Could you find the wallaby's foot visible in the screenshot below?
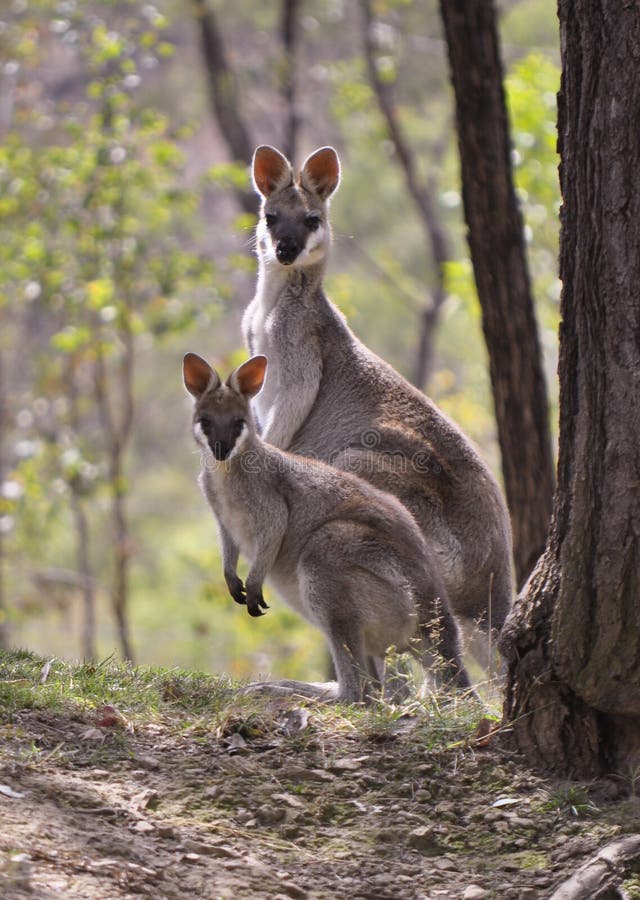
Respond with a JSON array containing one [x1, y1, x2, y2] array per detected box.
[[226, 573, 248, 607], [241, 679, 340, 701], [246, 587, 269, 618]]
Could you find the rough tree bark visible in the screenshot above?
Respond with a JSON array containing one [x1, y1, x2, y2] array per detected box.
[[501, 0, 640, 777], [361, 0, 451, 389], [439, 0, 555, 588]]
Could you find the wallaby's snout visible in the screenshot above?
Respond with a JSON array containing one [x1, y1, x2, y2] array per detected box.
[[198, 414, 244, 462], [275, 235, 301, 266]]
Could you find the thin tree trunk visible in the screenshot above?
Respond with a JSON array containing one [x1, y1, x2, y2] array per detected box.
[[438, 0, 554, 588], [67, 360, 97, 661], [192, 0, 255, 214], [94, 335, 135, 664], [280, 0, 302, 163], [70, 495, 97, 661], [361, 0, 450, 389], [0, 349, 8, 649], [501, 0, 640, 776]]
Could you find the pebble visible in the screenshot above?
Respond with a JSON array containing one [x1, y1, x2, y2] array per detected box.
[[407, 825, 441, 854], [463, 886, 489, 900]]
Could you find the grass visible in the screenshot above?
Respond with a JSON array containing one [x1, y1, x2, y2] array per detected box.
[[0, 648, 489, 753]]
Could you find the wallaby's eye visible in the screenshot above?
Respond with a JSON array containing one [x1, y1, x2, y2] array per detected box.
[[198, 416, 211, 432], [265, 213, 277, 228], [305, 215, 321, 232], [232, 418, 245, 436]]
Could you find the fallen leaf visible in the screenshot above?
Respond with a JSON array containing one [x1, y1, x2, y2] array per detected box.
[[39, 658, 54, 684], [0, 784, 25, 799], [474, 717, 500, 746], [280, 708, 310, 735], [224, 732, 247, 752], [95, 704, 128, 728], [491, 797, 521, 808]]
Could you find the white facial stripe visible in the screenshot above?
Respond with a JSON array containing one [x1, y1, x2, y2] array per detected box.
[[227, 422, 250, 460], [294, 224, 327, 266]]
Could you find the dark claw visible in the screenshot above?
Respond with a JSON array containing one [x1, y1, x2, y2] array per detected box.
[[247, 589, 268, 617], [248, 605, 265, 618]]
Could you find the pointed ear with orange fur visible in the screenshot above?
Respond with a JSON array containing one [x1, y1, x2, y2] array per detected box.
[[228, 356, 268, 398], [183, 353, 220, 398], [299, 146, 341, 200], [252, 146, 293, 197]]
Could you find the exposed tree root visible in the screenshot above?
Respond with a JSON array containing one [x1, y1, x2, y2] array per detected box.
[[550, 835, 640, 899]]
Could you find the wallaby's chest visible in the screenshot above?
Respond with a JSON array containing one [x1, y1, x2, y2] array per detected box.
[[204, 475, 257, 555]]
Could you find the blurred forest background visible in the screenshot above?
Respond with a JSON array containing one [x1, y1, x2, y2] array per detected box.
[[0, 0, 560, 681]]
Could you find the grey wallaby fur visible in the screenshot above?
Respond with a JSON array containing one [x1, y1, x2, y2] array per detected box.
[[183, 351, 472, 703], [243, 145, 514, 636]]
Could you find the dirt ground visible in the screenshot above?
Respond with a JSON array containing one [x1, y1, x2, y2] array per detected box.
[[2, 680, 640, 900]]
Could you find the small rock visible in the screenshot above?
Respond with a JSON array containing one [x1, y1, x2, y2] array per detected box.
[[132, 820, 154, 833], [135, 754, 160, 771], [431, 858, 457, 871], [271, 792, 305, 809], [375, 827, 403, 844], [407, 825, 441, 854], [329, 756, 369, 773], [517, 889, 538, 900], [204, 785, 222, 800], [157, 825, 175, 838], [278, 765, 335, 783], [256, 804, 286, 826], [463, 886, 489, 900]]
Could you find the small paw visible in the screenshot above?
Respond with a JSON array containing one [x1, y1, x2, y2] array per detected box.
[[246, 589, 269, 618], [226, 574, 247, 606]]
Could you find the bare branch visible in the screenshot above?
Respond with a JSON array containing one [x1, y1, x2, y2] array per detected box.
[[280, 0, 302, 163], [192, 0, 256, 214], [360, 0, 452, 387]]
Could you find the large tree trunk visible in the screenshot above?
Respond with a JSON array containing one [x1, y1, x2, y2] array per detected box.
[[501, 0, 640, 776], [439, 0, 554, 588]]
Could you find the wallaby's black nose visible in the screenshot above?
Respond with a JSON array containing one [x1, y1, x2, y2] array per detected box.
[[276, 238, 300, 265], [212, 440, 232, 461]]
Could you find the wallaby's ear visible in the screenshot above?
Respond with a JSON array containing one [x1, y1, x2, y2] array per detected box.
[[229, 355, 268, 398], [299, 146, 341, 200], [252, 146, 293, 197], [183, 353, 220, 398]]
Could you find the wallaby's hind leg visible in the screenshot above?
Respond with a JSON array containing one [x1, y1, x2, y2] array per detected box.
[[298, 562, 374, 704]]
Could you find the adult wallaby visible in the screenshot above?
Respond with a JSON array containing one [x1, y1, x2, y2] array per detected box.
[[183, 351, 471, 703], [243, 145, 513, 639]]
